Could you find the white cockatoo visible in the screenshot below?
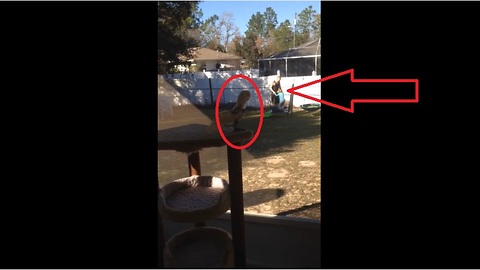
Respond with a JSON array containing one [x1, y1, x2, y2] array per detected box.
[[207, 90, 251, 133]]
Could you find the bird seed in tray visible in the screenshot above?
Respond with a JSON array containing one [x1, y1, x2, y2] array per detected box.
[[166, 186, 224, 211], [159, 175, 231, 222]]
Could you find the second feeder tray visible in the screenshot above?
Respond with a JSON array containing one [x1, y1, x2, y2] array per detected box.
[[158, 175, 230, 223], [163, 226, 234, 268]]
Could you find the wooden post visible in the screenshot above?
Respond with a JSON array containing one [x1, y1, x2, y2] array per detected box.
[[187, 151, 201, 176], [227, 146, 246, 268], [189, 151, 204, 227], [288, 88, 294, 114]]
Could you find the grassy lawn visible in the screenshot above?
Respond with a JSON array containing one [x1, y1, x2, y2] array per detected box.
[[158, 105, 321, 219]]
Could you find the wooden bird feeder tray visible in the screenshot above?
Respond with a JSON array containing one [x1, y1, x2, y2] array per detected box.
[[158, 175, 230, 223], [164, 227, 234, 268]]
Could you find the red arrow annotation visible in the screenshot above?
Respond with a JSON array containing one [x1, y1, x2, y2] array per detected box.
[[286, 68, 419, 113]]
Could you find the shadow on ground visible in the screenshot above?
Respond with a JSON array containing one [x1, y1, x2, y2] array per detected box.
[[243, 188, 286, 208], [277, 202, 321, 219], [182, 106, 321, 159]]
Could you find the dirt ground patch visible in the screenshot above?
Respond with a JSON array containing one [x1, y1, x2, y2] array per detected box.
[[158, 104, 321, 220]]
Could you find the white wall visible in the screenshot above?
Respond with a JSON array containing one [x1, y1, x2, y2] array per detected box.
[[158, 71, 321, 108]]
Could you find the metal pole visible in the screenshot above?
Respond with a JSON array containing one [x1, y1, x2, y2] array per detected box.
[[285, 58, 288, 77], [209, 77, 214, 108], [293, 13, 297, 48]]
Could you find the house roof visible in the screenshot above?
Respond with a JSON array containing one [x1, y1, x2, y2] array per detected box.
[[190, 48, 242, 61], [258, 39, 321, 61]]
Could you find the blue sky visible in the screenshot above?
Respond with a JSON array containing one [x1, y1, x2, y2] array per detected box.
[[199, 0, 321, 35]]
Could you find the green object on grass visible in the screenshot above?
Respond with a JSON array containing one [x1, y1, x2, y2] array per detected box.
[[300, 103, 321, 112]]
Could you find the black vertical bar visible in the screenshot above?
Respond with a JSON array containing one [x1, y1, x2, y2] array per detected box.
[[227, 146, 246, 268], [288, 89, 294, 114], [209, 77, 214, 108]]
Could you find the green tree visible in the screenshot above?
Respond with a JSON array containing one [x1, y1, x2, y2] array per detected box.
[[241, 7, 280, 66], [239, 12, 265, 67], [296, 5, 318, 45], [263, 7, 278, 37], [241, 32, 262, 68], [158, 1, 201, 74], [240, 6, 322, 67], [313, 13, 321, 40], [271, 19, 294, 52], [260, 7, 279, 56], [245, 12, 264, 38]]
